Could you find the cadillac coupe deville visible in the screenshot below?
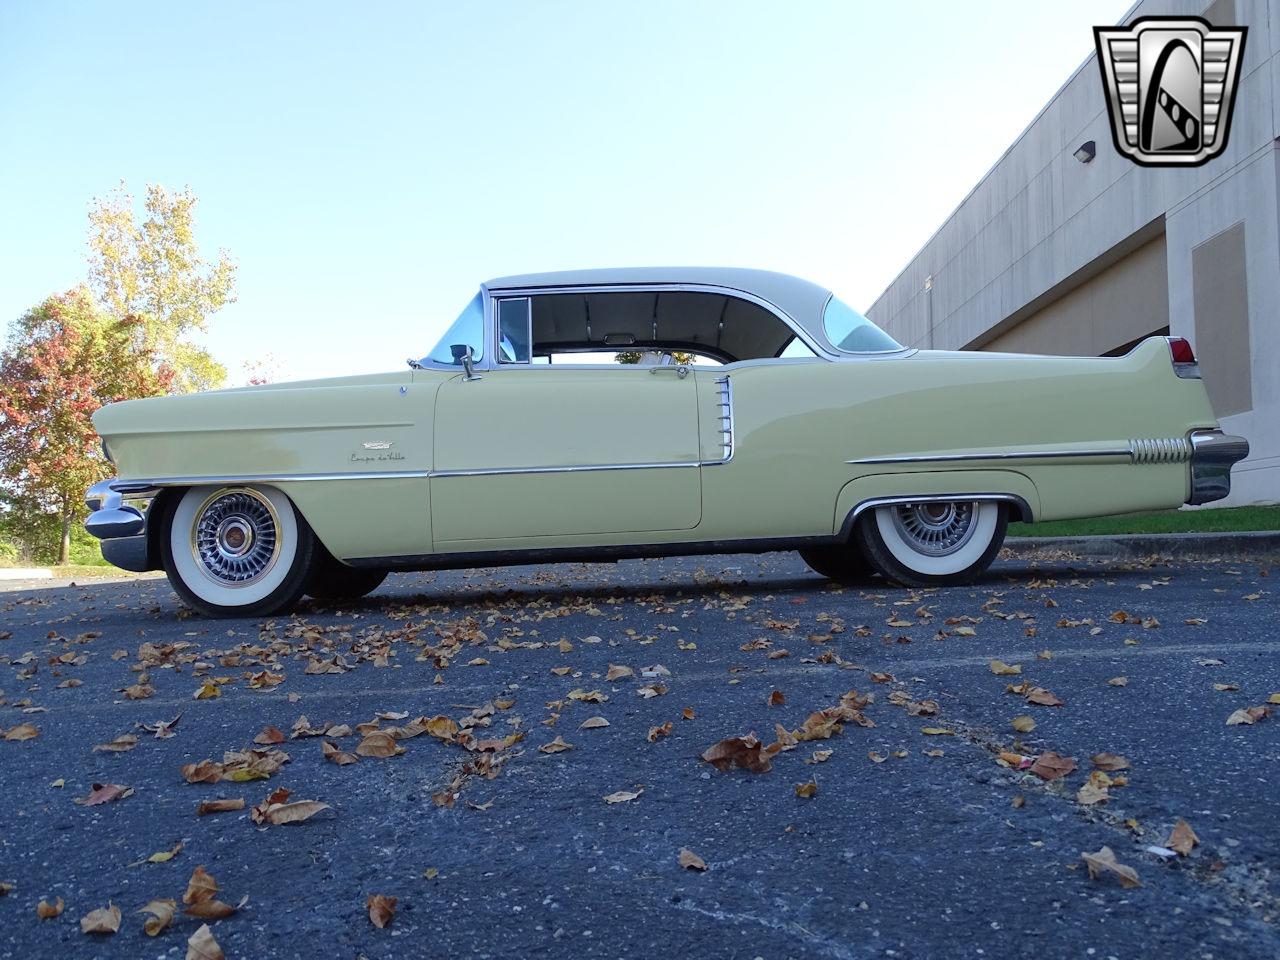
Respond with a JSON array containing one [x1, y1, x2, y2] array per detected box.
[[87, 268, 1248, 617]]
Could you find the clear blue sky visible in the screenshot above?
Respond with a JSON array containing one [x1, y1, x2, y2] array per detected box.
[[0, 1, 1132, 383]]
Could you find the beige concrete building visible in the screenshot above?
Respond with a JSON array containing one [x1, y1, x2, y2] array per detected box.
[[867, 0, 1277, 506]]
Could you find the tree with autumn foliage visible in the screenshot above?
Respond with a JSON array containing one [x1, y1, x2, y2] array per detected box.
[[88, 182, 237, 394], [0, 289, 173, 563]]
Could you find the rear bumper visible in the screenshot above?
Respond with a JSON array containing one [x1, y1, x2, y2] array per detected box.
[[1187, 430, 1250, 506], [85, 479, 159, 572]]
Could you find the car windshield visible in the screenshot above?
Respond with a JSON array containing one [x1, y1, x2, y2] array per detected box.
[[823, 296, 903, 353], [422, 293, 485, 365]]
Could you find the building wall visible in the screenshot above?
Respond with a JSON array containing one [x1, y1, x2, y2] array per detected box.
[[866, 0, 1280, 505]]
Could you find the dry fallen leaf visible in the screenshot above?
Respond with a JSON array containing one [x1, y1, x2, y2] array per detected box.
[[768, 690, 785, 707], [701, 734, 773, 773], [678, 848, 708, 871], [76, 783, 133, 806], [3, 723, 39, 742], [80, 903, 121, 935], [988, 660, 1022, 676], [193, 680, 220, 700], [367, 894, 397, 928], [1029, 752, 1077, 782], [356, 731, 405, 758], [1076, 779, 1109, 806], [606, 664, 634, 682], [920, 727, 954, 736], [603, 787, 643, 804], [682, 707, 696, 720], [37, 897, 64, 919], [183, 865, 219, 906], [148, 842, 183, 863], [806, 749, 833, 764], [322, 740, 359, 766], [1226, 705, 1272, 726], [139, 898, 176, 936], [196, 797, 245, 816], [647, 722, 673, 742], [1081, 846, 1141, 888], [539, 736, 573, 754], [1167, 819, 1199, 856], [1091, 752, 1130, 772], [1011, 715, 1036, 733], [93, 734, 139, 753], [1025, 687, 1064, 707], [187, 923, 225, 960], [1107, 676, 1129, 687], [578, 716, 610, 729], [795, 778, 819, 798], [868, 750, 887, 763], [1212, 683, 1240, 692], [253, 797, 330, 826], [253, 725, 286, 745]]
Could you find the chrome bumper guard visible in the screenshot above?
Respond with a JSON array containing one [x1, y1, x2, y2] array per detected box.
[[85, 479, 159, 571], [1187, 430, 1249, 506]]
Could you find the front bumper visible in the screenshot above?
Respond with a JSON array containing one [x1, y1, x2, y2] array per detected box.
[[85, 479, 159, 572], [1187, 430, 1250, 506]]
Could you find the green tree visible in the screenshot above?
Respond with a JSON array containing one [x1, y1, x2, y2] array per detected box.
[[0, 289, 172, 562], [88, 182, 236, 393]]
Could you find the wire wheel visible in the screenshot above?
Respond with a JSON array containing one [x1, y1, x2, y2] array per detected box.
[[191, 488, 282, 586], [888, 501, 977, 557]]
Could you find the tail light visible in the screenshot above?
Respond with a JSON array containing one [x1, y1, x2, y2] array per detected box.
[[1167, 337, 1200, 378]]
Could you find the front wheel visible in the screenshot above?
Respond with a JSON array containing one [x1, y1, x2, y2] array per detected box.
[[162, 485, 318, 618], [855, 500, 1007, 588]]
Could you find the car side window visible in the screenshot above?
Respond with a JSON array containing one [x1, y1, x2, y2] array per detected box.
[[497, 298, 531, 363], [523, 290, 812, 365]]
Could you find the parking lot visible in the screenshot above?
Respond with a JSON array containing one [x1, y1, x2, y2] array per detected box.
[[1, 550, 1278, 959]]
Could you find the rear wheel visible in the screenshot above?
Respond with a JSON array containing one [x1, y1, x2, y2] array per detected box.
[[798, 544, 873, 585], [162, 485, 318, 618], [306, 551, 388, 601], [855, 500, 1007, 588]]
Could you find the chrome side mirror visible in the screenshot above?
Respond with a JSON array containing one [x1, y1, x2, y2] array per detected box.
[[451, 343, 483, 381]]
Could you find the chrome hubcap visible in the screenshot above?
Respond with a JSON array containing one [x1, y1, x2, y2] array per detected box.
[[891, 501, 977, 556], [192, 490, 280, 585]]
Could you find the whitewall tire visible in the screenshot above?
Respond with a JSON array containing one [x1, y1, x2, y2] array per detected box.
[[162, 485, 318, 618], [855, 500, 1007, 587]]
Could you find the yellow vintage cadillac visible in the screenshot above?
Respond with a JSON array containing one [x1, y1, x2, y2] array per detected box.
[[87, 268, 1248, 617]]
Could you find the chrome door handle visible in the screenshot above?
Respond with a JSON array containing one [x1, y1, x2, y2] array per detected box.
[[650, 365, 690, 379]]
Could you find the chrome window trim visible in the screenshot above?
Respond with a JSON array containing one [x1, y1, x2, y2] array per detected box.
[[495, 296, 532, 365], [819, 293, 909, 356], [482, 281, 835, 363]]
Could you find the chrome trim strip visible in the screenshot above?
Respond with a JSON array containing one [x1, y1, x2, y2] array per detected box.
[[703, 374, 735, 465], [840, 493, 1034, 537], [431, 461, 701, 478], [847, 448, 1131, 466], [850, 437, 1195, 467], [108, 471, 433, 487], [1128, 437, 1192, 464]]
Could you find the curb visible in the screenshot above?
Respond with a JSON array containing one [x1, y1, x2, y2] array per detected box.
[[1004, 530, 1280, 560], [0, 568, 53, 581]]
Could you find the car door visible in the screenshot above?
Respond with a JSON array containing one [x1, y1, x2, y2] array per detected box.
[[430, 297, 703, 545]]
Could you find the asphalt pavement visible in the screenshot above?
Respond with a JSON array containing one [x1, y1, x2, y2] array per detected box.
[[1, 550, 1277, 960]]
